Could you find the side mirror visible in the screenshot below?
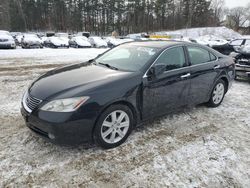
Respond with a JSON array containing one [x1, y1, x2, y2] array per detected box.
[[147, 64, 166, 78]]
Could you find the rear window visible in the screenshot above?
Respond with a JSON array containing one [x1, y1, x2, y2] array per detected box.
[[230, 39, 243, 46], [245, 40, 250, 46]]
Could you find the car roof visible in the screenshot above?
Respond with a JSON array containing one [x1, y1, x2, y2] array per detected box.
[[126, 40, 187, 49], [123, 40, 225, 57]]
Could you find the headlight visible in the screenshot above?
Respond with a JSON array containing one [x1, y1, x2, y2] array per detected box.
[[40, 97, 89, 112]]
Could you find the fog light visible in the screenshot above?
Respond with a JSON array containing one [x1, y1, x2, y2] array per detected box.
[[48, 133, 55, 139]]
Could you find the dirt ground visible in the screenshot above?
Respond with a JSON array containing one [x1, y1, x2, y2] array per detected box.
[[0, 49, 250, 187]]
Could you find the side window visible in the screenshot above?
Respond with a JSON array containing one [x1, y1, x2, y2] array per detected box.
[[154, 47, 186, 71], [245, 40, 250, 46], [187, 46, 211, 65], [230, 39, 243, 46]]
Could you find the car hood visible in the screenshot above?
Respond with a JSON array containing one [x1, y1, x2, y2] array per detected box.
[[0, 34, 14, 41], [94, 40, 107, 46], [239, 45, 250, 55], [49, 37, 69, 45], [75, 39, 91, 46], [23, 38, 41, 43], [29, 63, 134, 100]]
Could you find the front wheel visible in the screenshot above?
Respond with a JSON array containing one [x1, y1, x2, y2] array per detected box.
[[207, 79, 226, 107], [94, 104, 134, 149]]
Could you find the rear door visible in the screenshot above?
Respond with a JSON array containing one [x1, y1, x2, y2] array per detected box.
[[186, 45, 220, 105], [142, 46, 191, 119]]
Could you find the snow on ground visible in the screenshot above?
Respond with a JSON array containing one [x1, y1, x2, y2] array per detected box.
[[0, 48, 250, 187], [0, 47, 108, 65], [157, 26, 242, 39]]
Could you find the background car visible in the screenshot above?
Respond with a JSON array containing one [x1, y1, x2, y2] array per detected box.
[[55, 33, 69, 42], [195, 35, 228, 47], [0, 30, 16, 49], [88, 36, 108, 48], [105, 37, 132, 48], [212, 38, 250, 55], [44, 36, 69, 48], [69, 36, 91, 48], [230, 45, 250, 80], [21, 34, 43, 49]]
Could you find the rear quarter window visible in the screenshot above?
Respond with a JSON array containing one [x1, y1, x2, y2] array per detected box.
[[210, 53, 217, 61], [187, 46, 211, 65]]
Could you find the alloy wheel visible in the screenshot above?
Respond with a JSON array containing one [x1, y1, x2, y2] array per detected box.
[[101, 110, 130, 144], [212, 83, 225, 105]]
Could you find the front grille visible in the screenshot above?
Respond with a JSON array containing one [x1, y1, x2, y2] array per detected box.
[[25, 93, 42, 112], [238, 59, 250, 66]]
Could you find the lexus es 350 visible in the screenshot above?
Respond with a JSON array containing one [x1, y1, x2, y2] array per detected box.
[[21, 41, 235, 148]]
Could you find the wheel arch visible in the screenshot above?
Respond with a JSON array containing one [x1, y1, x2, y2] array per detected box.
[[207, 73, 230, 102], [91, 100, 138, 137], [220, 76, 229, 93]]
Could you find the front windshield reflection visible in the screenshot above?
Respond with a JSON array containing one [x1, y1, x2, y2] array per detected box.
[[96, 44, 159, 71]]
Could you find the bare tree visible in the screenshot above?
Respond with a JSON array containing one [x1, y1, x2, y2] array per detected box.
[[0, 0, 10, 30], [15, 0, 27, 31], [210, 0, 225, 25], [227, 7, 248, 31]]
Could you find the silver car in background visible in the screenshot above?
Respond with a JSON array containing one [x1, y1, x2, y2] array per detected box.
[[0, 30, 16, 49], [21, 34, 43, 49]]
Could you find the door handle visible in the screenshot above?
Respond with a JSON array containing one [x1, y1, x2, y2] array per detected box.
[[181, 73, 191, 79], [214, 65, 220, 69]]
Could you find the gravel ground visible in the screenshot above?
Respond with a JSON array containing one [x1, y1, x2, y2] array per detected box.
[[0, 48, 250, 187]]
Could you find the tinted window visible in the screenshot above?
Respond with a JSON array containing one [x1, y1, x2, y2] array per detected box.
[[187, 46, 210, 65], [230, 39, 243, 46], [154, 47, 186, 71]]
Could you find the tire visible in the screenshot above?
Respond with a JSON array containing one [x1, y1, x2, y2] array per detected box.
[[93, 104, 134, 149], [207, 79, 226, 107]]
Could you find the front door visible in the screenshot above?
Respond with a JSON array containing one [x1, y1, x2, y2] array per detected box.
[[142, 46, 191, 120]]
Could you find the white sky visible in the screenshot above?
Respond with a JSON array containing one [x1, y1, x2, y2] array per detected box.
[[225, 0, 250, 8]]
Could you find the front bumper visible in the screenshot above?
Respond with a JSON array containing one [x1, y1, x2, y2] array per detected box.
[[0, 42, 16, 49], [54, 44, 69, 48], [21, 105, 98, 145]]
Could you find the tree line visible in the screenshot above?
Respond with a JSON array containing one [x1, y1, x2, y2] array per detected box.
[[0, 0, 249, 35]]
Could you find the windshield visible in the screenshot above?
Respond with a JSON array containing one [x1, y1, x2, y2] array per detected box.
[[96, 44, 159, 71]]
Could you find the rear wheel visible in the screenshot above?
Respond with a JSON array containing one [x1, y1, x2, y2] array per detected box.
[[94, 104, 134, 149], [207, 79, 226, 107]]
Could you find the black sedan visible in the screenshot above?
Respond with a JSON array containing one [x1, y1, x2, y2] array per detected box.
[[21, 41, 235, 148]]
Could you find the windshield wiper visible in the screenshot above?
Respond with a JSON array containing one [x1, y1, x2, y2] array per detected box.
[[98, 62, 119, 70]]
